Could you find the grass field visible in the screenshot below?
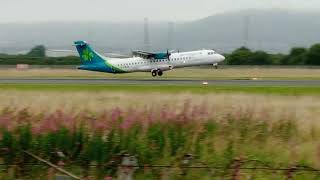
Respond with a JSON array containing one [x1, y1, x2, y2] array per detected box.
[[0, 84, 320, 121], [1, 83, 320, 96], [0, 85, 319, 124], [1, 67, 320, 80], [0, 89, 319, 120]]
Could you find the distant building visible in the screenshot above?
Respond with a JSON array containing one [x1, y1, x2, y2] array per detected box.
[[16, 64, 29, 70]]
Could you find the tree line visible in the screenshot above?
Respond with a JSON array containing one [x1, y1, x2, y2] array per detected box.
[[0, 45, 80, 65], [1, 44, 320, 65], [226, 44, 320, 65]]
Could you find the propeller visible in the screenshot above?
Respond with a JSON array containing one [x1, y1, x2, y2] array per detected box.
[[166, 49, 171, 61]]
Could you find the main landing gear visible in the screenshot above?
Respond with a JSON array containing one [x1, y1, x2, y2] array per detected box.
[[213, 63, 218, 69], [151, 69, 163, 77]]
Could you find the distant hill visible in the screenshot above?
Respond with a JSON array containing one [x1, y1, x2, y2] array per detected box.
[[176, 9, 320, 52], [1, 9, 320, 54]]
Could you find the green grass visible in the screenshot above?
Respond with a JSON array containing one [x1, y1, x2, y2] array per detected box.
[[1, 83, 320, 96]]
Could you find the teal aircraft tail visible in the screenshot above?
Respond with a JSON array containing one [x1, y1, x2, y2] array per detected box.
[[74, 41, 126, 73], [74, 41, 105, 65]]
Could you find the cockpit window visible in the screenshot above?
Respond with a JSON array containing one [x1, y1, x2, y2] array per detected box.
[[208, 51, 216, 55]]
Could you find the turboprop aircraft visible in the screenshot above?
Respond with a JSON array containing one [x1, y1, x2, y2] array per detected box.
[[74, 41, 225, 77]]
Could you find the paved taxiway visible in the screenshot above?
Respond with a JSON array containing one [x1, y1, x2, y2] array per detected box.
[[0, 78, 319, 86]]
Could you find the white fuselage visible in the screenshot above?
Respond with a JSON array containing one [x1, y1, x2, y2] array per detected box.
[[108, 49, 225, 73]]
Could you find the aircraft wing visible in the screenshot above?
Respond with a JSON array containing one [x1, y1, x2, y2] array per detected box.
[[132, 50, 155, 59], [104, 53, 131, 58], [132, 50, 169, 60]]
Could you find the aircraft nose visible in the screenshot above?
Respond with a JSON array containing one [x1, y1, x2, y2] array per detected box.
[[218, 54, 225, 62]]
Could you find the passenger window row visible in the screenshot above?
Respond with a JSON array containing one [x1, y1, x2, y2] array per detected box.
[[119, 61, 147, 66], [118, 57, 192, 67], [172, 57, 191, 61]]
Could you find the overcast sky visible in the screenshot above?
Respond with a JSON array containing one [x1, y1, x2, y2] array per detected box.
[[1, 0, 320, 23]]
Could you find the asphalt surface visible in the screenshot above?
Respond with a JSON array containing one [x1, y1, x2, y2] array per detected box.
[[0, 78, 319, 86]]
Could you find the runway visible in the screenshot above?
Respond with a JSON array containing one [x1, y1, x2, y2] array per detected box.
[[0, 78, 320, 86]]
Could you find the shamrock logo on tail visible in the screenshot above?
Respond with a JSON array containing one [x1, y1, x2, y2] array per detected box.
[[82, 48, 94, 61]]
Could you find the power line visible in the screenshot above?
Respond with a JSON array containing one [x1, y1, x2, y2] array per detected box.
[[168, 22, 174, 50], [144, 17, 151, 51], [244, 15, 250, 48]]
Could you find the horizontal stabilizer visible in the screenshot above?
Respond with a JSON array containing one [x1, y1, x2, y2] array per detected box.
[[74, 41, 87, 46]]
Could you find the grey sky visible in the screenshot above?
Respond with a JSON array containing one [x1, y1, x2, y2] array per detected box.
[[1, 0, 320, 23]]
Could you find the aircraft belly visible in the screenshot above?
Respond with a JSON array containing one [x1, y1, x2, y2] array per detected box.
[[136, 65, 152, 72], [78, 64, 113, 73]]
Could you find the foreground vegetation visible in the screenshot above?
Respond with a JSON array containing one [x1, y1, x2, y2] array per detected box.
[[0, 90, 318, 178], [0, 87, 319, 178], [0, 102, 320, 179]]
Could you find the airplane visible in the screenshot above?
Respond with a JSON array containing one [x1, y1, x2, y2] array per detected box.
[[74, 41, 225, 77]]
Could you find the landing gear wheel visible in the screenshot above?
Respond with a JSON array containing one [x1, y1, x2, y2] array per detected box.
[[157, 70, 163, 76], [152, 70, 157, 77], [214, 65, 218, 69]]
